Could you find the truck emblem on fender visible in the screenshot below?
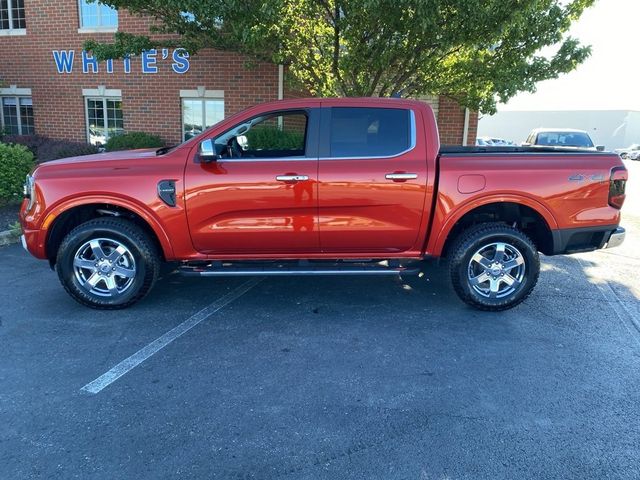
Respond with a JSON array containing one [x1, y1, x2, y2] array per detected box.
[[569, 173, 606, 183]]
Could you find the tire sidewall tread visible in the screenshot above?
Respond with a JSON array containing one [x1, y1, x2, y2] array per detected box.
[[448, 222, 540, 311], [56, 218, 160, 310]]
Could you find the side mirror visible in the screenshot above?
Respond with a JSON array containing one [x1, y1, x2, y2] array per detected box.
[[199, 139, 219, 162], [521, 142, 531, 147], [596, 145, 605, 152]]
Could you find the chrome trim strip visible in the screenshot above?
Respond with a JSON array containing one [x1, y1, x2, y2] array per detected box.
[[206, 108, 417, 163], [184, 268, 420, 277], [216, 156, 315, 163]]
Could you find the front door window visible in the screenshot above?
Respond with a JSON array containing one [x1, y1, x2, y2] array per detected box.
[[213, 111, 308, 159]]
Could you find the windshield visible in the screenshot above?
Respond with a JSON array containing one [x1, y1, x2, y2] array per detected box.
[[536, 131, 594, 148]]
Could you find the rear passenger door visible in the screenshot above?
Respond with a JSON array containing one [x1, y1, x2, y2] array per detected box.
[[317, 104, 428, 253]]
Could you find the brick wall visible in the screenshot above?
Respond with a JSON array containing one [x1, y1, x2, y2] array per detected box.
[[0, 0, 279, 144], [437, 96, 479, 145], [0, 1, 477, 146]]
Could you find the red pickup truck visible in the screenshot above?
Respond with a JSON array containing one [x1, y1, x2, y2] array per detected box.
[[19, 98, 627, 311]]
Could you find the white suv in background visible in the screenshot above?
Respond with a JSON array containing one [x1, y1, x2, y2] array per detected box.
[[523, 128, 604, 151]]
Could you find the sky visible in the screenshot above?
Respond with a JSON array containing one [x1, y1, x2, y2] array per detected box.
[[498, 0, 640, 112]]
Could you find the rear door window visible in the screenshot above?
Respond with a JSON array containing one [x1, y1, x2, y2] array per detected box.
[[329, 107, 412, 158]]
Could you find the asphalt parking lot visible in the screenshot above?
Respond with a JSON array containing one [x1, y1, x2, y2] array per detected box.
[[1, 160, 639, 479]]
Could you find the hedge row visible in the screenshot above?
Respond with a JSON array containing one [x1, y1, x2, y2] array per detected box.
[[0, 131, 166, 205], [105, 131, 164, 151], [245, 126, 305, 150], [3, 135, 99, 163], [0, 143, 34, 205]]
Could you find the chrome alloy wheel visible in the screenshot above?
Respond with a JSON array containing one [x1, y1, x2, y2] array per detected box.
[[467, 242, 526, 299], [73, 238, 136, 297]]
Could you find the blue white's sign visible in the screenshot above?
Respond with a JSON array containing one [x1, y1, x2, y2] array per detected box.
[[52, 49, 190, 74]]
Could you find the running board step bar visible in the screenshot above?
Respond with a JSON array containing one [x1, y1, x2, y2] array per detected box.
[[179, 262, 420, 277]]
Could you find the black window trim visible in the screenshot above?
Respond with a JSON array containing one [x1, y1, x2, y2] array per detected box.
[[318, 107, 416, 160]]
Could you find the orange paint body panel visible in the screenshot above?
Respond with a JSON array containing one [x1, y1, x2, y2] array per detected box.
[[428, 152, 624, 256], [19, 98, 626, 264]]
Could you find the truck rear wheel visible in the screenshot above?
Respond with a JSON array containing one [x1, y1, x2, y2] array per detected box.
[[56, 218, 160, 309], [448, 223, 540, 311]]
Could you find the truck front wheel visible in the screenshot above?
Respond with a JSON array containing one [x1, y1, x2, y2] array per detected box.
[[56, 218, 160, 309], [448, 223, 540, 311]]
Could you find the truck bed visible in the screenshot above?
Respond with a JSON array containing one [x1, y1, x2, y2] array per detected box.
[[439, 146, 613, 155]]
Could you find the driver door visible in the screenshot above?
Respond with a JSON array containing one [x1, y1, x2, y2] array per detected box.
[[184, 108, 320, 255]]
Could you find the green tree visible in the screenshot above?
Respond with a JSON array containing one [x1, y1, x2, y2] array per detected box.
[[85, 0, 595, 113]]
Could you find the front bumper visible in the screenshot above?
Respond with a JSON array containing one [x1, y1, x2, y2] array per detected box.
[[605, 227, 625, 249], [20, 228, 47, 259]]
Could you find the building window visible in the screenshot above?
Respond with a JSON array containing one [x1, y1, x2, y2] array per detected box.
[[78, 0, 117, 30], [1, 96, 34, 135], [85, 97, 123, 146], [182, 98, 224, 141], [0, 0, 26, 33]]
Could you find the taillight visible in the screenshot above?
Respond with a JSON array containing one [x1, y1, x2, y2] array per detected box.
[[609, 166, 627, 209]]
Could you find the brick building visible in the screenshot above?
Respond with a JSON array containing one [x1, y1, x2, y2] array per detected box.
[[0, 0, 477, 147]]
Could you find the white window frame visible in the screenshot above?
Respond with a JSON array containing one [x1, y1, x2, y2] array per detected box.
[[77, 0, 118, 33], [0, 0, 26, 36], [0, 86, 33, 135], [83, 87, 123, 145], [180, 88, 224, 141]]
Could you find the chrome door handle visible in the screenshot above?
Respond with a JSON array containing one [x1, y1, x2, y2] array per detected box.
[[385, 173, 418, 181], [276, 175, 309, 182]]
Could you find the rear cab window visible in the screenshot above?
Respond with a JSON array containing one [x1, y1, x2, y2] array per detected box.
[[327, 107, 413, 158]]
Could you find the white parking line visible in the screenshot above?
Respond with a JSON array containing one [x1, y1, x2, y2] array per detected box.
[[80, 277, 263, 394]]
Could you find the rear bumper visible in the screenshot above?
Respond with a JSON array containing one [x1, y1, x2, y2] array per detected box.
[[604, 227, 625, 249], [551, 224, 623, 255]]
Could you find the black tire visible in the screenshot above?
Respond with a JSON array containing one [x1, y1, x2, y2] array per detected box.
[[56, 218, 160, 309], [448, 223, 540, 311]]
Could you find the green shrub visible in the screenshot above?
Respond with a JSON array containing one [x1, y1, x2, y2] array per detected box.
[[4, 134, 99, 163], [0, 125, 11, 141], [0, 142, 34, 205], [245, 126, 305, 150], [105, 132, 165, 152]]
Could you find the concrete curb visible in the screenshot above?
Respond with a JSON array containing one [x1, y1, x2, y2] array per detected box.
[[0, 229, 20, 246]]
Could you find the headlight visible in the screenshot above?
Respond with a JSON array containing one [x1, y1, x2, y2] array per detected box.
[[23, 174, 35, 210]]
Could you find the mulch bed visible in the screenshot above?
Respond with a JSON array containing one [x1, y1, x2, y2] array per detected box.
[[0, 203, 21, 231]]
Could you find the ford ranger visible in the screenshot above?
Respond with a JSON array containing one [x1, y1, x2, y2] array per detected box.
[[19, 98, 628, 311]]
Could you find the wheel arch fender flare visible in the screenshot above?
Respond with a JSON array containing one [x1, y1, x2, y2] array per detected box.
[[42, 195, 175, 260], [429, 194, 559, 257]]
